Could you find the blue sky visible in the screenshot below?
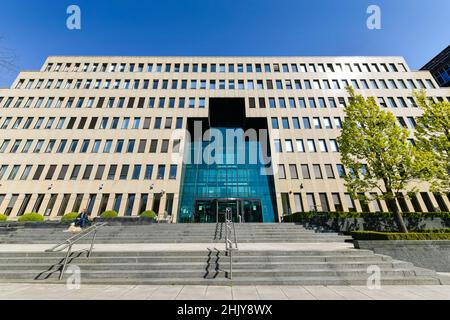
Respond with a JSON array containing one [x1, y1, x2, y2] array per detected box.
[[0, 0, 449, 87]]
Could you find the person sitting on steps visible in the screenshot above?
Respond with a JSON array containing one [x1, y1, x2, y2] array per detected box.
[[75, 210, 89, 228]]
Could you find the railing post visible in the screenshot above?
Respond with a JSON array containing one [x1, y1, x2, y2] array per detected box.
[[59, 244, 72, 281], [88, 229, 97, 258]]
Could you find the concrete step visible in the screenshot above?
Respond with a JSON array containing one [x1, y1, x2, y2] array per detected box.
[[1, 276, 440, 286]]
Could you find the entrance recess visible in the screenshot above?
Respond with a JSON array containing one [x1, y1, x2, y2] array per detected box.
[[193, 198, 262, 223]]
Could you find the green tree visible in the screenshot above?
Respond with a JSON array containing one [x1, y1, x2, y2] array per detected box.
[[337, 87, 428, 233], [414, 91, 450, 192]]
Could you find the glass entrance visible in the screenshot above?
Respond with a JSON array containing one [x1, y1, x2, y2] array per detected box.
[[193, 198, 262, 223]]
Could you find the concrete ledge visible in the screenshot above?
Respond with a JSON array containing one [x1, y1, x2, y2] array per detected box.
[[354, 240, 450, 272]]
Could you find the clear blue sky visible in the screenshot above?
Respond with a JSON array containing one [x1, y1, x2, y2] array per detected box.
[[0, 0, 449, 87]]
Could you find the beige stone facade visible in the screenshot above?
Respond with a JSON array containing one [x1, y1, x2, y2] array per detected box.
[[0, 56, 449, 222]]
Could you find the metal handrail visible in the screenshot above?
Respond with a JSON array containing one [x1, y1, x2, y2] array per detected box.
[[45, 222, 108, 280], [224, 208, 238, 280]]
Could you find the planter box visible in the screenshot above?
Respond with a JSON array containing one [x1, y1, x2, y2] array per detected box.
[[354, 240, 450, 272]]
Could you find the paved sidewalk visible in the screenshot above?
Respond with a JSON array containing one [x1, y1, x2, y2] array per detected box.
[[0, 242, 354, 252], [0, 283, 449, 300]]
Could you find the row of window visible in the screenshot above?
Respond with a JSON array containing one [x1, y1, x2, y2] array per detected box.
[[44, 61, 409, 74], [283, 191, 449, 214], [0, 138, 182, 155], [1, 96, 206, 109], [0, 116, 183, 131], [14, 77, 437, 91], [5, 94, 446, 111], [0, 192, 175, 218], [271, 115, 417, 130], [274, 138, 340, 153], [278, 163, 345, 180], [0, 163, 178, 182]]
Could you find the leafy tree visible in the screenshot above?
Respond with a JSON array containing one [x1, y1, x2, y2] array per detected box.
[[337, 87, 431, 233], [414, 91, 450, 192]]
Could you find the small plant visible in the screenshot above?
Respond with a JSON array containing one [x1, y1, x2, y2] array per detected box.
[[100, 210, 118, 219], [61, 212, 79, 222], [18, 213, 44, 223], [0, 214, 7, 222], [140, 210, 157, 220]]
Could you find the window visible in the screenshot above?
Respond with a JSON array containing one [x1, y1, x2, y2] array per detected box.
[[169, 165, 177, 180], [157, 165, 165, 180], [307, 139, 316, 152], [289, 164, 298, 179], [107, 165, 117, 180], [274, 139, 282, 153], [144, 165, 153, 180], [161, 140, 169, 153], [95, 165, 105, 180], [303, 117, 311, 129], [330, 139, 339, 152], [285, 139, 293, 153], [296, 139, 305, 152], [325, 164, 335, 179], [318, 139, 328, 152], [336, 164, 346, 178], [271, 118, 279, 129], [278, 165, 286, 179], [69, 165, 81, 180], [313, 117, 321, 129], [132, 165, 141, 180], [281, 117, 289, 129], [313, 164, 323, 179], [301, 165, 310, 179], [120, 165, 129, 180]]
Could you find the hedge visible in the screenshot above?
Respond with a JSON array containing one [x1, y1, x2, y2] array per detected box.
[[351, 230, 450, 241], [0, 214, 7, 222], [282, 211, 450, 222], [18, 213, 44, 223], [99, 210, 118, 219], [61, 212, 80, 222], [140, 211, 157, 219]]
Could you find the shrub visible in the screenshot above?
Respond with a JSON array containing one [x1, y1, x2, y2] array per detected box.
[[140, 210, 157, 219], [61, 212, 79, 222], [351, 230, 450, 241], [100, 210, 118, 219], [0, 214, 7, 222], [18, 213, 44, 223]]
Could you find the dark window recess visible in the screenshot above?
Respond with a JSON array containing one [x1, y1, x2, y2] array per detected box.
[[127, 98, 135, 109], [78, 117, 87, 129], [89, 117, 98, 129], [33, 165, 45, 180], [67, 117, 76, 129], [96, 97, 105, 109], [45, 165, 57, 180], [137, 98, 145, 108]]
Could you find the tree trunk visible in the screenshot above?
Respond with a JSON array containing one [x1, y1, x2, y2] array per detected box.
[[386, 192, 408, 233]]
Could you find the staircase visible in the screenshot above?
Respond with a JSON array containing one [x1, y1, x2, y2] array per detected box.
[[0, 223, 445, 285], [0, 223, 351, 244]]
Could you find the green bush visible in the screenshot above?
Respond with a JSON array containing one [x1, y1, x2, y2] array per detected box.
[[61, 212, 79, 222], [282, 211, 450, 222], [0, 214, 7, 222], [18, 213, 44, 223], [140, 210, 157, 219], [100, 211, 118, 219], [351, 230, 450, 241]]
